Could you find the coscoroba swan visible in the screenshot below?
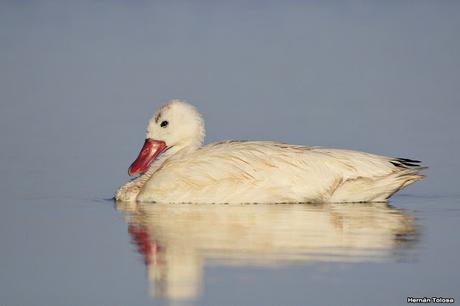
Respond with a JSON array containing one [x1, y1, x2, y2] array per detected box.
[[115, 100, 425, 203]]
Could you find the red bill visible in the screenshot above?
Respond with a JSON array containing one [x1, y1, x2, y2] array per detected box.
[[128, 139, 167, 176]]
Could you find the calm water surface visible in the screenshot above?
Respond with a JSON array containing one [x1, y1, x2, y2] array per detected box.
[[1, 195, 459, 305], [1, 1, 459, 305]]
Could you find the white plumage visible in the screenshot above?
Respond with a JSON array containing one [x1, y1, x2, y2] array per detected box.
[[116, 100, 425, 203]]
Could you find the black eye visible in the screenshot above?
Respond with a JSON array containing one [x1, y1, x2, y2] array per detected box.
[[160, 120, 169, 128]]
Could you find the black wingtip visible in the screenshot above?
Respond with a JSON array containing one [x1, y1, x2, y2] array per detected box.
[[397, 158, 421, 164], [391, 157, 424, 169]]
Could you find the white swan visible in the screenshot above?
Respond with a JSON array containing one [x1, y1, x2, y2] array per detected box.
[[116, 99, 425, 203]]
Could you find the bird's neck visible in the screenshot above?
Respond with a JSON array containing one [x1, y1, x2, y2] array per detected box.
[[145, 141, 201, 176]]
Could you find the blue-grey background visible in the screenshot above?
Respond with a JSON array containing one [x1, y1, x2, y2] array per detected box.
[[0, 1, 459, 306]]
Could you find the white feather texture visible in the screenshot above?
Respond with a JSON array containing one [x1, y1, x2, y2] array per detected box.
[[116, 100, 424, 203]]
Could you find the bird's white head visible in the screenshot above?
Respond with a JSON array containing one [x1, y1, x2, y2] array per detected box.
[[128, 100, 205, 176]]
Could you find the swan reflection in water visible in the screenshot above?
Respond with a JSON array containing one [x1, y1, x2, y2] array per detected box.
[[115, 201, 418, 301]]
